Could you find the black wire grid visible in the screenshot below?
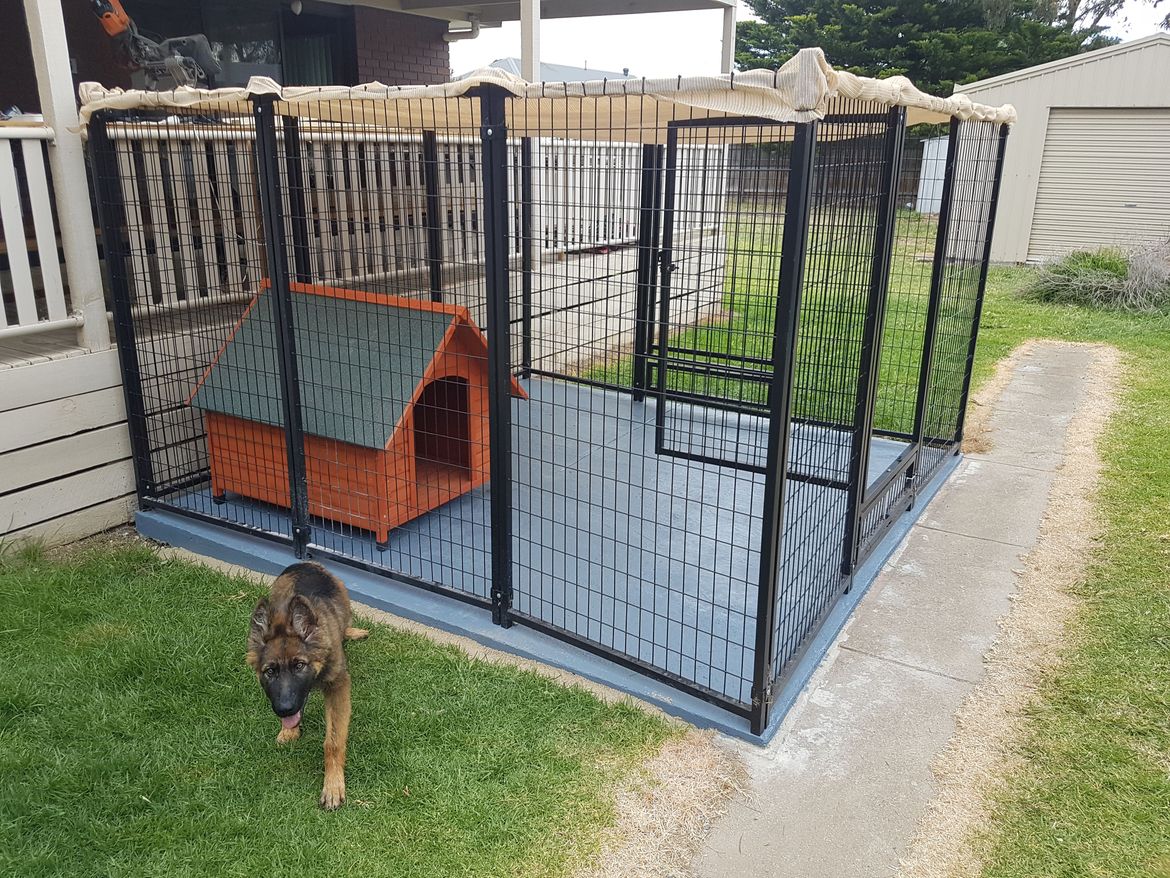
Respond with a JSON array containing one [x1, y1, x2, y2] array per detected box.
[[89, 87, 1008, 734]]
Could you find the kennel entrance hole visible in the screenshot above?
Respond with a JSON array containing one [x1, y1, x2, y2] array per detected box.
[[414, 376, 474, 498]]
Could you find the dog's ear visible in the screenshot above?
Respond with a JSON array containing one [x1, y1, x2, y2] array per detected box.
[[249, 598, 270, 640], [250, 597, 270, 631], [247, 598, 270, 666], [289, 595, 318, 641]]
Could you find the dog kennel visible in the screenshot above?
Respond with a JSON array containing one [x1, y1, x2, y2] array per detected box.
[[190, 281, 526, 545], [83, 48, 1013, 737]]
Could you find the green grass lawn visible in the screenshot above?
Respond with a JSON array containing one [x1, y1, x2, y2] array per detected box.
[[967, 274, 1170, 878], [0, 546, 672, 878]]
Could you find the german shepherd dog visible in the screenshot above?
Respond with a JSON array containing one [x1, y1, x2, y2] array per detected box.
[[246, 563, 369, 809]]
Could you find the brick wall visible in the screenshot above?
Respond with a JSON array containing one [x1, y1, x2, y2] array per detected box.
[[352, 8, 450, 85]]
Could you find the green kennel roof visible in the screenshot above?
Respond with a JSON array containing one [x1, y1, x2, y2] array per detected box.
[[190, 290, 457, 450]]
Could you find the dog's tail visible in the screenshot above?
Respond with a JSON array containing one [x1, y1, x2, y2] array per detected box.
[[345, 627, 371, 641]]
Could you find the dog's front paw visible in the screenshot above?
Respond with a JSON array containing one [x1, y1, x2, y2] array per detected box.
[[320, 776, 346, 810], [276, 724, 301, 745]]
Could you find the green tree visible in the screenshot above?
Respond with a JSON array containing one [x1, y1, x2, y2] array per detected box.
[[736, 0, 1137, 96]]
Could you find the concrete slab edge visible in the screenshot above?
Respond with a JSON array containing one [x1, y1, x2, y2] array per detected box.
[[136, 452, 961, 745], [759, 452, 963, 740]]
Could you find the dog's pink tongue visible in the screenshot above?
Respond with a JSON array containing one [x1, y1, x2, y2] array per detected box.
[[281, 710, 301, 730]]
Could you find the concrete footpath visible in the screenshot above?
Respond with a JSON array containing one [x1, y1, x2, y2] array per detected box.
[[691, 342, 1096, 878]]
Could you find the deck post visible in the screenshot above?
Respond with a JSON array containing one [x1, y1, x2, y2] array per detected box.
[[22, 0, 110, 351], [720, 3, 737, 75], [910, 117, 961, 484], [750, 121, 817, 737], [954, 124, 1010, 444], [253, 97, 311, 558], [87, 112, 154, 504], [422, 131, 445, 302], [841, 108, 906, 577], [479, 85, 515, 627], [520, 0, 541, 81]]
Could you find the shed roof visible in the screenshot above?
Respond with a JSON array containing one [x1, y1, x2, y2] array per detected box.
[[959, 33, 1170, 93], [191, 289, 460, 450]]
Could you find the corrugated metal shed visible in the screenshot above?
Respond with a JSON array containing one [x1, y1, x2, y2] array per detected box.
[[958, 33, 1170, 262]]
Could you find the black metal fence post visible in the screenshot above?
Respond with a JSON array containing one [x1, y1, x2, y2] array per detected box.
[[840, 108, 906, 576], [422, 130, 445, 302], [910, 117, 960, 481], [954, 123, 1010, 444], [653, 127, 680, 453], [88, 112, 156, 505], [520, 136, 534, 376], [479, 86, 515, 627], [632, 143, 659, 401], [253, 97, 311, 557], [643, 145, 666, 393], [282, 117, 312, 284], [750, 121, 818, 737]]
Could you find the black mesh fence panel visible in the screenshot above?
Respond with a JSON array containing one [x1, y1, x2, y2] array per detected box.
[[89, 87, 1007, 732], [771, 104, 895, 678], [918, 120, 1003, 482]]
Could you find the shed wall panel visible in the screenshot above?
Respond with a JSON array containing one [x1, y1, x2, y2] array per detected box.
[[1028, 108, 1170, 260]]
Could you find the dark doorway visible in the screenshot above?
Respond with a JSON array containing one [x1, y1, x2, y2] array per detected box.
[[414, 377, 472, 477], [281, 7, 355, 86]]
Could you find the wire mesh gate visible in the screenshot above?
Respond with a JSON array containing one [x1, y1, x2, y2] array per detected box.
[[89, 83, 1008, 735]]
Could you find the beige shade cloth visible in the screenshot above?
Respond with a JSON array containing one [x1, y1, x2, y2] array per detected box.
[[77, 47, 1016, 139]]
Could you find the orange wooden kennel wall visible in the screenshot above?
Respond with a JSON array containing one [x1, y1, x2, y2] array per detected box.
[[189, 282, 525, 546]]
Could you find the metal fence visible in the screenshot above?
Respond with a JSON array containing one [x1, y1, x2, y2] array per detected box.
[[89, 86, 1008, 735]]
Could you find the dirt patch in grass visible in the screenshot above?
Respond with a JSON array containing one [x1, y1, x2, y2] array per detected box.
[[898, 341, 1123, 878], [576, 732, 746, 878]]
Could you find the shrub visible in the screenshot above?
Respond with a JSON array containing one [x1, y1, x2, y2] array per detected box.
[[1022, 240, 1170, 313]]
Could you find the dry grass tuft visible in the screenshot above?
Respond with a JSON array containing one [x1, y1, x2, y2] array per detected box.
[[577, 731, 746, 878], [960, 340, 1036, 454]]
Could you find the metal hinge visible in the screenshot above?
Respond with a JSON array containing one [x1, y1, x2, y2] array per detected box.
[[751, 681, 775, 710]]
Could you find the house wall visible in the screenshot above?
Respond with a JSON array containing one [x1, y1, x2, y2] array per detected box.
[[959, 35, 1170, 263], [0, 0, 129, 112], [0, 350, 135, 547], [352, 7, 451, 85]]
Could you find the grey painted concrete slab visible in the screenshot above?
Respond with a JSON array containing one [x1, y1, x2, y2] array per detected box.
[[149, 373, 936, 736], [168, 377, 908, 707], [692, 342, 1094, 878]]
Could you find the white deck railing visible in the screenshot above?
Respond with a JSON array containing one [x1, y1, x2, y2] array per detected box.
[[103, 119, 725, 312], [0, 125, 84, 339]]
